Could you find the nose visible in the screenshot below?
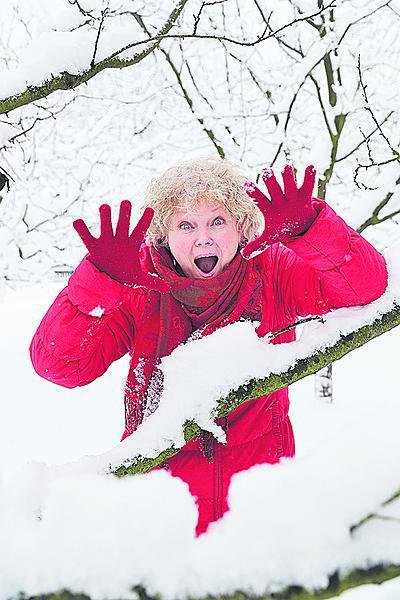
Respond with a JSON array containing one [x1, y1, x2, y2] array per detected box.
[[194, 228, 214, 247], [195, 238, 213, 247]]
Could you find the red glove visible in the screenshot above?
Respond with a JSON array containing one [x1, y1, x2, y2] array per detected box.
[[73, 200, 170, 293], [242, 164, 318, 259]]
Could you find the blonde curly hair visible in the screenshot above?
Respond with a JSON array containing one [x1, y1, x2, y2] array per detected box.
[[143, 156, 263, 247]]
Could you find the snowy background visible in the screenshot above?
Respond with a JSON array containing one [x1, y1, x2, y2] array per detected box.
[[1, 0, 400, 598]]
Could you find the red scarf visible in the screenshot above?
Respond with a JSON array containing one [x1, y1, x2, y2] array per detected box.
[[121, 245, 258, 440]]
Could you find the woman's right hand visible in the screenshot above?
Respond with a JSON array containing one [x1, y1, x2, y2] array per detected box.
[[73, 200, 170, 293]]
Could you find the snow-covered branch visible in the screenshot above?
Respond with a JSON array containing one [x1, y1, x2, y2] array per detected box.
[[0, 0, 336, 116], [113, 302, 400, 477], [15, 562, 400, 600], [102, 248, 400, 478], [0, 0, 189, 115]]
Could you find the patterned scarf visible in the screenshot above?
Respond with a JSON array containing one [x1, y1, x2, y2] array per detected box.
[[121, 245, 258, 441]]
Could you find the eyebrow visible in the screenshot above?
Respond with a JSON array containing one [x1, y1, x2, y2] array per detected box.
[[178, 207, 224, 219]]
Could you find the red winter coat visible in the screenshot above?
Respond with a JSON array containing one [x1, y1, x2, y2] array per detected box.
[[30, 202, 388, 535]]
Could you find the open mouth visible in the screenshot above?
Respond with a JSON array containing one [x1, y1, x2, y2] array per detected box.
[[194, 255, 218, 274]]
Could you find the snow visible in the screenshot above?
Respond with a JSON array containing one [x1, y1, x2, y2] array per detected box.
[[88, 304, 105, 317], [24, 0, 84, 33], [0, 122, 18, 147], [0, 4, 172, 100], [0, 247, 400, 599], [337, 578, 400, 600], [1, 0, 400, 597]]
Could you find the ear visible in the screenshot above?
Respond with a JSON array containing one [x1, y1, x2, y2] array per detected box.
[[238, 225, 248, 248], [239, 235, 248, 248]]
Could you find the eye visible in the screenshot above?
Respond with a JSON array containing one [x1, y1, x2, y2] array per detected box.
[[213, 217, 225, 226], [178, 221, 192, 231]]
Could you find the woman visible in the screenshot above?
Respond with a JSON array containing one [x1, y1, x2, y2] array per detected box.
[[30, 157, 388, 535]]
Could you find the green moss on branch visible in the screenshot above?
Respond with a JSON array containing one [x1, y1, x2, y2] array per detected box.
[[12, 563, 400, 600]]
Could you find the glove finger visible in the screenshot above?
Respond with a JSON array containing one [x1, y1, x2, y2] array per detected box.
[[261, 167, 285, 204], [130, 207, 154, 244], [73, 219, 96, 251], [282, 163, 298, 201], [99, 204, 113, 238], [243, 181, 271, 216], [299, 164, 316, 201], [115, 199, 132, 238]]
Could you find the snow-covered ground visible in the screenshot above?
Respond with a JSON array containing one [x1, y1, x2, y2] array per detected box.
[[1, 263, 400, 599]]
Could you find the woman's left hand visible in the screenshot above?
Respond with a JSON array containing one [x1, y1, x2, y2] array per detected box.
[[242, 163, 318, 259]]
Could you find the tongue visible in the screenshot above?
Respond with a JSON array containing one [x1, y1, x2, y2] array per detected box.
[[194, 256, 218, 274]]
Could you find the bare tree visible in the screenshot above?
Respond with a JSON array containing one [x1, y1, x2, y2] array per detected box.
[[0, 0, 398, 293]]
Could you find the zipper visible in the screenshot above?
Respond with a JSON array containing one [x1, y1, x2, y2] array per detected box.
[[213, 438, 224, 520], [212, 417, 229, 521], [271, 400, 284, 459]]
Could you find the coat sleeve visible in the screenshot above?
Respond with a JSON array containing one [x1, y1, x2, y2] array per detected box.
[[271, 199, 388, 318], [29, 257, 145, 388]]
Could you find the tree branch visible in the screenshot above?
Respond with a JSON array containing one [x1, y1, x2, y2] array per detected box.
[[0, 0, 190, 115], [13, 563, 400, 600], [357, 54, 397, 156], [112, 300, 400, 477], [357, 173, 400, 233], [134, 12, 226, 157], [350, 488, 400, 534], [336, 111, 394, 163], [0, 0, 336, 115], [90, 7, 109, 69]]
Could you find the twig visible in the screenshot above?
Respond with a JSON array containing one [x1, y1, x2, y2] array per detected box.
[[104, 0, 337, 64], [337, 1, 392, 46], [193, 0, 226, 35], [135, 12, 226, 158], [357, 54, 397, 156], [90, 8, 109, 69], [336, 111, 394, 163], [67, 0, 95, 19], [357, 174, 400, 233], [350, 487, 400, 534], [265, 315, 326, 341]]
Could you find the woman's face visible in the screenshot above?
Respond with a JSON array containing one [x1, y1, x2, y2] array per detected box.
[[167, 201, 241, 279]]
